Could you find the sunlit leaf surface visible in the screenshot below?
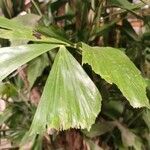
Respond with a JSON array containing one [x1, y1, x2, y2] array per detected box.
[[82, 44, 149, 108], [0, 16, 30, 30], [23, 46, 101, 143], [0, 44, 59, 81]]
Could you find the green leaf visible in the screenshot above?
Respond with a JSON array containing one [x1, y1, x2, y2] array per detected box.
[[0, 16, 30, 30], [0, 28, 35, 41], [0, 28, 67, 44], [0, 44, 59, 81], [0, 17, 68, 44], [27, 54, 49, 89], [37, 25, 71, 44], [0, 16, 33, 41], [82, 44, 149, 108], [22, 46, 101, 144]]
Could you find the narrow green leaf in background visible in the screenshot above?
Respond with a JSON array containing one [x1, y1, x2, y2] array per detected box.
[[0, 28, 35, 41], [22, 46, 102, 143], [82, 44, 150, 108], [0, 44, 59, 81], [37, 25, 71, 44], [0, 26, 67, 44]]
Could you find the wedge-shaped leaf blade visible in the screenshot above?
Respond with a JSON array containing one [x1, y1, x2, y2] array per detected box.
[[23, 46, 101, 142], [0, 44, 59, 81], [82, 44, 149, 108]]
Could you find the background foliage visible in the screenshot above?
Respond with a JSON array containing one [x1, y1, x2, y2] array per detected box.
[[0, 0, 150, 149]]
